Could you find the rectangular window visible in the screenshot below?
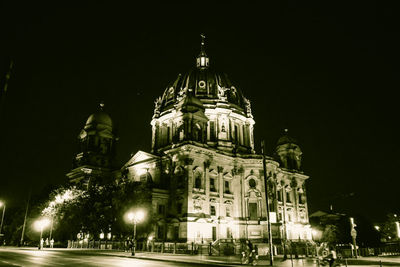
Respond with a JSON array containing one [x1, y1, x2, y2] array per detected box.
[[227, 227, 232, 238], [226, 206, 231, 217], [177, 203, 182, 214], [157, 225, 165, 239], [277, 190, 282, 202], [210, 121, 216, 141], [158, 204, 165, 215], [243, 125, 248, 146], [212, 226, 217, 241], [286, 191, 292, 203], [234, 124, 239, 143], [210, 205, 216, 216], [224, 180, 230, 194], [249, 203, 258, 220], [210, 178, 216, 192]]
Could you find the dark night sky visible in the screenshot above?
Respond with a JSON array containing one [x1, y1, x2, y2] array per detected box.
[[0, 2, 399, 222]]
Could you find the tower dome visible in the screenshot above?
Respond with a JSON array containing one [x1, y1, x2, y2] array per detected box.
[[277, 129, 298, 146], [73, 102, 117, 171], [275, 129, 302, 171], [85, 103, 113, 130]]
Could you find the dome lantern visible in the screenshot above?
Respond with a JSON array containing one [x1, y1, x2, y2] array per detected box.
[[196, 34, 209, 69]]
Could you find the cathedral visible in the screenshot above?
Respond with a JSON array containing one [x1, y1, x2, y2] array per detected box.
[[67, 36, 312, 251]]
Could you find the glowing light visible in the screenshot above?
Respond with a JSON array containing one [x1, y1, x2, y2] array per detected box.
[[34, 218, 51, 232], [374, 226, 380, 231], [0, 201, 4, 207], [127, 210, 145, 223], [148, 236, 153, 241], [100, 233, 104, 239]]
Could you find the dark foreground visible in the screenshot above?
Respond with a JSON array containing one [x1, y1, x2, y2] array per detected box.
[[1, 247, 400, 267], [0, 248, 215, 267]]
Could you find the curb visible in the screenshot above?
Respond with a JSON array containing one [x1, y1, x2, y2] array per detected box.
[[132, 256, 241, 267], [103, 253, 241, 267]]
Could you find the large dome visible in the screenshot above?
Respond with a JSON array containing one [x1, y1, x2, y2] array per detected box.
[[154, 35, 251, 118], [158, 67, 248, 113], [151, 35, 255, 155]]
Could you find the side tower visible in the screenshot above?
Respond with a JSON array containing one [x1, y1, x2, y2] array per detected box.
[[67, 103, 117, 187], [272, 130, 310, 245]]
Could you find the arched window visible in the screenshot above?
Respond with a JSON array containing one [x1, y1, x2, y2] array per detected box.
[[194, 171, 202, 189], [249, 178, 256, 188], [209, 121, 216, 141], [277, 189, 283, 202], [299, 192, 306, 204], [209, 176, 217, 192], [286, 190, 292, 203], [193, 123, 202, 142]]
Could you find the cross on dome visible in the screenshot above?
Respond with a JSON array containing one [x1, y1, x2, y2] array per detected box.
[[196, 34, 209, 69]]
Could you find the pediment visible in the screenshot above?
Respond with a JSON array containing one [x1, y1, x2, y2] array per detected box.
[[124, 150, 159, 167]]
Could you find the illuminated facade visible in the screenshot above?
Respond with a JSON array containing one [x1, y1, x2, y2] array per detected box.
[[67, 37, 312, 248], [122, 37, 312, 245]]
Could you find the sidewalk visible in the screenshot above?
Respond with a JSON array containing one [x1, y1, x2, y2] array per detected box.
[[127, 252, 316, 266]]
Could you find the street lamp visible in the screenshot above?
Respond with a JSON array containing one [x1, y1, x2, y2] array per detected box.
[[0, 201, 6, 239], [34, 218, 50, 249], [349, 217, 358, 258], [127, 210, 145, 256]]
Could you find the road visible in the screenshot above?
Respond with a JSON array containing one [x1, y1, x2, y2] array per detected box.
[[0, 248, 208, 267], [1, 247, 400, 266]]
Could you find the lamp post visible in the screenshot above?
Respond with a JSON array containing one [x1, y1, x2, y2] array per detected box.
[[35, 218, 50, 249], [261, 140, 274, 266], [0, 201, 6, 239], [349, 217, 358, 258], [127, 210, 145, 256]]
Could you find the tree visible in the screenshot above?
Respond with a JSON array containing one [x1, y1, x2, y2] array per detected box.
[[321, 224, 341, 246], [38, 179, 156, 244], [380, 213, 399, 242]]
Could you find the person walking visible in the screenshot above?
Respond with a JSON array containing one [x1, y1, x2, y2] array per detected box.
[[326, 246, 337, 267]]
